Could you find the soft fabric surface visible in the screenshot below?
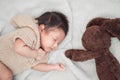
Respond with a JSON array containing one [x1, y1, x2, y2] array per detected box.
[[0, 0, 120, 80]]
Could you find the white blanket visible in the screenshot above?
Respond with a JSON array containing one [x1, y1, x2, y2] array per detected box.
[[0, 0, 120, 80]]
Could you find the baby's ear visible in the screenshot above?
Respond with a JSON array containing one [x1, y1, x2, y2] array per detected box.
[[86, 17, 109, 28], [102, 18, 120, 40]]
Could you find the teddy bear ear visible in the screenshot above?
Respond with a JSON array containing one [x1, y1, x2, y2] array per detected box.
[[86, 17, 109, 28], [102, 18, 120, 40]]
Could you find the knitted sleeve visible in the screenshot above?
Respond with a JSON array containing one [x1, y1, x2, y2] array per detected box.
[[13, 27, 37, 49]]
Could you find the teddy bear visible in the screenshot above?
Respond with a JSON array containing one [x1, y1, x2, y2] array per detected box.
[[65, 17, 120, 80]]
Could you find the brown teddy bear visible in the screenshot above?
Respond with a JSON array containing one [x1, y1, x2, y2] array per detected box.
[[65, 17, 120, 80]]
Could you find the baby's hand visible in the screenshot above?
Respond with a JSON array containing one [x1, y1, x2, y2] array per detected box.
[[53, 63, 65, 71], [35, 49, 47, 60], [37, 48, 46, 54]]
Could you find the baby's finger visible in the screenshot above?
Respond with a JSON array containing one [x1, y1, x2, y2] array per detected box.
[[59, 64, 65, 70], [38, 49, 46, 54]]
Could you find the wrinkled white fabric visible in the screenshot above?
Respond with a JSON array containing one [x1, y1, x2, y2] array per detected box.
[[0, 0, 120, 80]]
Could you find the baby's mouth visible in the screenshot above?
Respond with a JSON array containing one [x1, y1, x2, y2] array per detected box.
[[45, 50, 51, 53], [45, 48, 53, 53]]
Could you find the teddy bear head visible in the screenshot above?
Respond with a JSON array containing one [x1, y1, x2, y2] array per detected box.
[[82, 25, 111, 52], [82, 17, 120, 52]]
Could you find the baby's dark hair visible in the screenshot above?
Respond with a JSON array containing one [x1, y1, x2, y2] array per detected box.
[[35, 11, 69, 36]]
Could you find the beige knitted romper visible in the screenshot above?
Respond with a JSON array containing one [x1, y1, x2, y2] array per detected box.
[[0, 15, 48, 75]]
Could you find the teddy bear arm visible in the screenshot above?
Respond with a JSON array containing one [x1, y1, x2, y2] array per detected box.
[[65, 49, 101, 61], [72, 50, 101, 61]]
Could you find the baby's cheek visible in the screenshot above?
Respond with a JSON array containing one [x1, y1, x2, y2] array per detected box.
[[44, 42, 52, 49]]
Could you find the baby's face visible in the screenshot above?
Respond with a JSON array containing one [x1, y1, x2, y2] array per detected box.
[[40, 26, 65, 53]]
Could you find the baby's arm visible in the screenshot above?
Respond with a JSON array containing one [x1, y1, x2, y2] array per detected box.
[[14, 39, 65, 72], [32, 63, 65, 72], [14, 38, 43, 58]]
